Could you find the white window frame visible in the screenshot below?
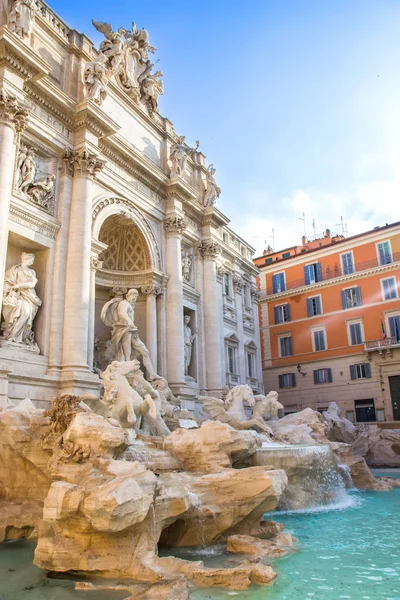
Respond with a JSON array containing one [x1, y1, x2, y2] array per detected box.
[[307, 294, 323, 316], [223, 272, 231, 297], [311, 325, 327, 352], [225, 334, 239, 375], [276, 303, 290, 323], [380, 276, 398, 301], [384, 310, 400, 341], [342, 285, 361, 308], [376, 239, 393, 266], [279, 373, 296, 388], [340, 250, 355, 275], [346, 318, 364, 346], [272, 271, 286, 294], [278, 332, 293, 358], [353, 363, 369, 379]]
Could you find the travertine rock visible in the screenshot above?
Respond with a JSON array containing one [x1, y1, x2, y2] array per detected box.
[[323, 402, 357, 444], [270, 408, 329, 445], [227, 534, 290, 558], [331, 442, 392, 491], [0, 499, 42, 541], [164, 420, 261, 472], [352, 425, 400, 467]]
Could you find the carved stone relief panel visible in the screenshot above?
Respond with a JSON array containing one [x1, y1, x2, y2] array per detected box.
[[181, 245, 194, 286]]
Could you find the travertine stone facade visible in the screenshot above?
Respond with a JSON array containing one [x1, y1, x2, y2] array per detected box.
[[0, 1, 262, 407]]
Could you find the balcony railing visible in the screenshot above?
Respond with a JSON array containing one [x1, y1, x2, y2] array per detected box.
[[364, 336, 400, 352], [266, 252, 400, 296]]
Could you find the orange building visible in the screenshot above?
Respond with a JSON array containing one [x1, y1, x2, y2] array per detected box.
[[254, 222, 400, 423]]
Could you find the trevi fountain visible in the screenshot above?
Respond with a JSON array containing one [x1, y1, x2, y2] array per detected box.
[[1, 1, 400, 600]]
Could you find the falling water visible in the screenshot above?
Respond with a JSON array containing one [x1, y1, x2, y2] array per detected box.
[[255, 444, 353, 511]]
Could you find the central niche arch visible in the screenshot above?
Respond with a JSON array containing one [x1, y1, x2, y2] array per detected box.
[[99, 214, 151, 272]]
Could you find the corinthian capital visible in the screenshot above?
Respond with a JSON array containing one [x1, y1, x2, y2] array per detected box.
[[0, 88, 30, 133], [63, 148, 105, 179], [142, 284, 162, 296], [198, 240, 222, 260], [164, 215, 186, 238], [232, 273, 244, 293]]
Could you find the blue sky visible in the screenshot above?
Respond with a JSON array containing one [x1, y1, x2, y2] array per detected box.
[[52, 0, 400, 254]]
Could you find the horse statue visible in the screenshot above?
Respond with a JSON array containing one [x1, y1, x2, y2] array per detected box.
[[101, 360, 157, 430], [200, 384, 274, 434]]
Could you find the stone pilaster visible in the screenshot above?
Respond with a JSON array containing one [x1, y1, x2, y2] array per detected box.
[[164, 215, 186, 386], [0, 88, 29, 319], [61, 148, 105, 377], [233, 274, 246, 383], [251, 284, 263, 387], [199, 240, 224, 394], [142, 284, 161, 374], [87, 257, 103, 370]]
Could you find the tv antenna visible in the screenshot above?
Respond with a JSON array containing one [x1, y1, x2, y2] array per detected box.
[[298, 212, 307, 238], [311, 218, 317, 240], [334, 216, 348, 236], [269, 228, 275, 251]]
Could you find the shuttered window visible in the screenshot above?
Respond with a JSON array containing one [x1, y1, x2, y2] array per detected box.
[[279, 373, 296, 388], [304, 262, 323, 285], [279, 336, 293, 357], [272, 272, 286, 294], [313, 329, 326, 352], [341, 252, 354, 275], [377, 241, 392, 265], [349, 323, 363, 345], [388, 316, 400, 341], [274, 303, 291, 324], [350, 363, 372, 380], [307, 296, 322, 317], [313, 368, 333, 384], [382, 278, 397, 300], [341, 286, 362, 309]]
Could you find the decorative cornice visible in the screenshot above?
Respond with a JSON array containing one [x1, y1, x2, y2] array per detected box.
[[142, 284, 162, 296], [0, 87, 30, 133], [74, 102, 120, 139], [164, 215, 186, 238], [259, 262, 400, 302], [0, 27, 50, 82], [63, 148, 105, 179], [198, 240, 222, 260], [9, 201, 60, 239]]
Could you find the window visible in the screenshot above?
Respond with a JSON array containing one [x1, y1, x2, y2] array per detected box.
[[341, 252, 354, 275], [377, 240, 392, 265], [274, 303, 291, 324], [312, 328, 326, 352], [307, 296, 322, 317], [272, 272, 286, 293], [279, 335, 293, 357], [341, 286, 362, 309], [382, 277, 397, 301], [246, 352, 254, 377], [355, 399, 376, 422], [282, 252, 291, 259], [313, 368, 333, 384], [265, 257, 273, 265], [279, 373, 296, 388], [223, 273, 230, 296], [227, 346, 236, 373], [388, 315, 400, 341], [350, 363, 372, 380], [304, 262, 322, 285], [348, 322, 363, 345]]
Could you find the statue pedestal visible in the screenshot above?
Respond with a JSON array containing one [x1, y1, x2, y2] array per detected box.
[[0, 338, 40, 354]]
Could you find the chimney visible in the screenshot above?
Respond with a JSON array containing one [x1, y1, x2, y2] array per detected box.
[[302, 235, 306, 246], [325, 228, 331, 239]]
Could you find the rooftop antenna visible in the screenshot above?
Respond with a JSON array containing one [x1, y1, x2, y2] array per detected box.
[[311, 218, 317, 240], [269, 228, 275, 251], [299, 212, 307, 238], [334, 216, 348, 237]]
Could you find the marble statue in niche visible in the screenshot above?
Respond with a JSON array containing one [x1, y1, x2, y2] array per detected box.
[[1, 252, 41, 352], [203, 164, 221, 207], [7, 0, 38, 40], [183, 315, 196, 378], [84, 54, 109, 105], [168, 136, 200, 178], [100, 288, 157, 379], [16, 146, 56, 211], [181, 249, 193, 283]]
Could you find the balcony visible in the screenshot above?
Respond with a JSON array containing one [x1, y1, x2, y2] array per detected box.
[[364, 336, 400, 356], [265, 252, 400, 296]]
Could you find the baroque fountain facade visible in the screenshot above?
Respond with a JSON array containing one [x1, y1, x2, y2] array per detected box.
[[0, 1, 399, 598]]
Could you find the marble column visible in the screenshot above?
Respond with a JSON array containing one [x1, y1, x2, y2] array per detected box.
[[233, 274, 246, 383], [142, 284, 160, 374], [61, 148, 104, 373], [195, 250, 206, 390], [164, 216, 186, 386], [251, 285, 263, 389], [157, 286, 167, 378], [200, 241, 223, 394], [0, 90, 29, 318], [87, 257, 103, 370]]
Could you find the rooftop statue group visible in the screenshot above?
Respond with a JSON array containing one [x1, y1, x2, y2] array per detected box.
[[85, 20, 163, 114]]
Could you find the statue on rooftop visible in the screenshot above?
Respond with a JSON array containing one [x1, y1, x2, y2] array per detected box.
[[7, 0, 38, 40], [168, 137, 200, 178], [203, 164, 221, 207]]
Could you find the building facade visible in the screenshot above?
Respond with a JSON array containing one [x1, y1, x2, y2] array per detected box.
[[0, 0, 262, 409], [255, 223, 400, 423]]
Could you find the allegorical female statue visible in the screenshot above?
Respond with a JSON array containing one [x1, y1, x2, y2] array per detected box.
[[1, 252, 42, 351]]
